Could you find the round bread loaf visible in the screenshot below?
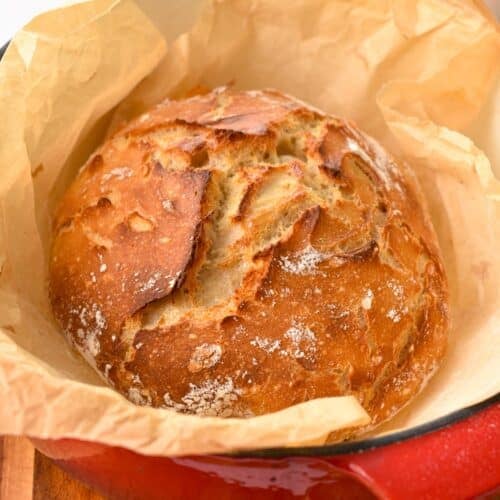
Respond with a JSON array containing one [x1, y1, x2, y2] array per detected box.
[[49, 88, 449, 435]]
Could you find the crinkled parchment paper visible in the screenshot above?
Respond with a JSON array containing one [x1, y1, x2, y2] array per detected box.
[[0, 0, 498, 456]]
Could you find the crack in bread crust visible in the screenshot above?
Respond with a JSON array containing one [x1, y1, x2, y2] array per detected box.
[[49, 88, 449, 439]]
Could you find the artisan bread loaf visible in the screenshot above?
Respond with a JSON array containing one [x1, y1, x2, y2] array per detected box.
[[49, 88, 449, 436]]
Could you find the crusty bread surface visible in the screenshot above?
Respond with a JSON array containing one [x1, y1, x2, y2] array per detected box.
[[49, 88, 449, 438]]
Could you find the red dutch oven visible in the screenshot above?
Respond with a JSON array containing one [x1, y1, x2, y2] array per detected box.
[[0, 42, 498, 500], [30, 394, 499, 500]]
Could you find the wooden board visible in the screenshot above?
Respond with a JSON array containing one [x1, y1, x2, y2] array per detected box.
[[0, 437, 105, 500]]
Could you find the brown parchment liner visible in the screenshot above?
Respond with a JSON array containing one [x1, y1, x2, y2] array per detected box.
[[0, 0, 498, 456]]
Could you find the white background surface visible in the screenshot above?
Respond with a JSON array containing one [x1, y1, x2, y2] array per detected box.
[[3, 1, 71, 45], [2, 0, 500, 47]]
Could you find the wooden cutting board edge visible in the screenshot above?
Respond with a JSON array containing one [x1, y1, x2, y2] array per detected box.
[[0, 437, 105, 500]]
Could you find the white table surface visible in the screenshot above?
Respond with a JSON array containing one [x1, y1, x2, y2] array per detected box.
[[2, 1, 71, 45], [2, 0, 499, 48]]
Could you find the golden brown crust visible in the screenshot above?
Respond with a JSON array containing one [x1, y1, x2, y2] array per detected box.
[[49, 88, 449, 437]]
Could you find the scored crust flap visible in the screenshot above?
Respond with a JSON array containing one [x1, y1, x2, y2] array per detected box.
[[0, 0, 499, 456]]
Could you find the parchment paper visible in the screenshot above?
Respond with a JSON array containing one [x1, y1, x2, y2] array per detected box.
[[0, 0, 498, 456]]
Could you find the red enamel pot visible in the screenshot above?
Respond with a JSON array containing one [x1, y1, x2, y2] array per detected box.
[[31, 395, 500, 500]]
